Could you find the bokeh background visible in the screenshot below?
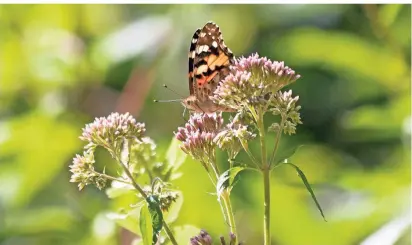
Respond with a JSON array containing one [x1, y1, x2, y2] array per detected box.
[[0, 4, 410, 245]]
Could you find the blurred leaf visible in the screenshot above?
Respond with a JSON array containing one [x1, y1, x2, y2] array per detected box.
[[216, 166, 244, 200], [272, 144, 304, 167], [275, 28, 408, 91], [106, 181, 134, 199], [284, 162, 326, 221], [140, 204, 154, 245], [0, 112, 79, 208], [164, 191, 183, 224], [378, 4, 403, 29], [165, 138, 187, 180], [106, 205, 142, 236], [173, 225, 201, 244], [4, 207, 74, 235]]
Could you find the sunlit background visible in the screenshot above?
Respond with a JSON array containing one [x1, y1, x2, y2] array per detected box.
[[0, 4, 410, 245]]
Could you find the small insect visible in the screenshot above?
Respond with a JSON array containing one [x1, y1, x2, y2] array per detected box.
[[182, 21, 236, 114]]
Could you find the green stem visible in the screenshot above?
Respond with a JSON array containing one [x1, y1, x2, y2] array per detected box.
[[117, 156, 178, 245], [263, 166, 271, 245], [239, 140, 260, 169], [221, 190, 237, 243], [256, 110, 271, 245], [208, 155, 238, 243], [92, 171, 132, 185], [269, 115, 285, 166], [163, 220, 178, 245]]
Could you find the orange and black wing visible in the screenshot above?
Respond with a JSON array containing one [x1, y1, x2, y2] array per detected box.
[[188, 22, 234, 101]]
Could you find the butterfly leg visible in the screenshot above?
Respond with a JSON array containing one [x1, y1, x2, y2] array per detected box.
[[182, 106, 189, 122]]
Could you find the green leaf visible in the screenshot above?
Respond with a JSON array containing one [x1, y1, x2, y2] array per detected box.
[[284, 163, 327, 221], [216, 166, 245, 200], [165, 138, 187, 180], [146, 195, 164, 243], [140, 204, 153, 245], [272, 144, 304, 167]]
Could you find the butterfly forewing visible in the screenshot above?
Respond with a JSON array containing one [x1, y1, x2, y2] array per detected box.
[[185, 21, 235, 113], [188, 22, 234, 101]]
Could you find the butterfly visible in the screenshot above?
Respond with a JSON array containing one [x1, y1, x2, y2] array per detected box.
[[182, 21, 236, 114]]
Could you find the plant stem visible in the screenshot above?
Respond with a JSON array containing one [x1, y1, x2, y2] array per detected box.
[[269, 116, 285, 166], [117, 156, 178, 245], [221, 191, 237, 242], [262, 166, 271, 245], [209, 155, 238, 243], [92, 171, 132, 185], [256, 110, 271, 245], [163, 220, 178, 245]]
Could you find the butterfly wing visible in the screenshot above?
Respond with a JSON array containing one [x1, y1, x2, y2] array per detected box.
[[188, 22, 234, 102]]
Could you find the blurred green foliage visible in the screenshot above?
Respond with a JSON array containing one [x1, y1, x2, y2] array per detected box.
[[0, 4, 410, 245]]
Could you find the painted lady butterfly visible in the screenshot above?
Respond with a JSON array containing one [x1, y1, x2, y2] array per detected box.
[[182, 21, 236, 113]]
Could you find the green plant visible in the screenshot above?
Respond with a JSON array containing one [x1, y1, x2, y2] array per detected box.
[[69, 54, 325, 245]]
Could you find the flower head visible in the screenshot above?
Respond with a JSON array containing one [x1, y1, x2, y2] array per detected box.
[[268, 90, 302, 135], [190, 230, 241, 245], [69, 151, 106, 190], [214, 112, 256, 158], [213, 53, 300, 111], [174, 113, 223, 168], [80, 112, 145, 151]]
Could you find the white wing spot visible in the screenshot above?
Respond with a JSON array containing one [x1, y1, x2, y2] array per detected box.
[[200, 32, 206, 37], [196, 45, 209, 54], [192, 38, 197, 44], [212, 41, 218, 48]]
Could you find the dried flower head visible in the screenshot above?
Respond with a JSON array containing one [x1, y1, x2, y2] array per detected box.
[[69, 151, 106, 190], [174, 113, 223, 168], [80, 112, 145, 152], [213, 53, 301, 111]]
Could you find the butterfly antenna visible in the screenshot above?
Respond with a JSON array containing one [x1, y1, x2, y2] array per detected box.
[[162, 84, 185, 98], [153, 99, 182, 103]]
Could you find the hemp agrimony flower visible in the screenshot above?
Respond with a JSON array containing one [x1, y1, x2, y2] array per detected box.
[[212, 53, 300, 113], [80, 112, 146, 156], [190, 230, 241, 245], [70, 112, 180, 245], [268, 90, 302, 135], [214, 113, 256, 159], [69, 151, 106, 190], [174, 113, 224, 169]]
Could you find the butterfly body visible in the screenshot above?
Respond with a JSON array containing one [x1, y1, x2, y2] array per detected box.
[[182, 21, 235, 114]]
